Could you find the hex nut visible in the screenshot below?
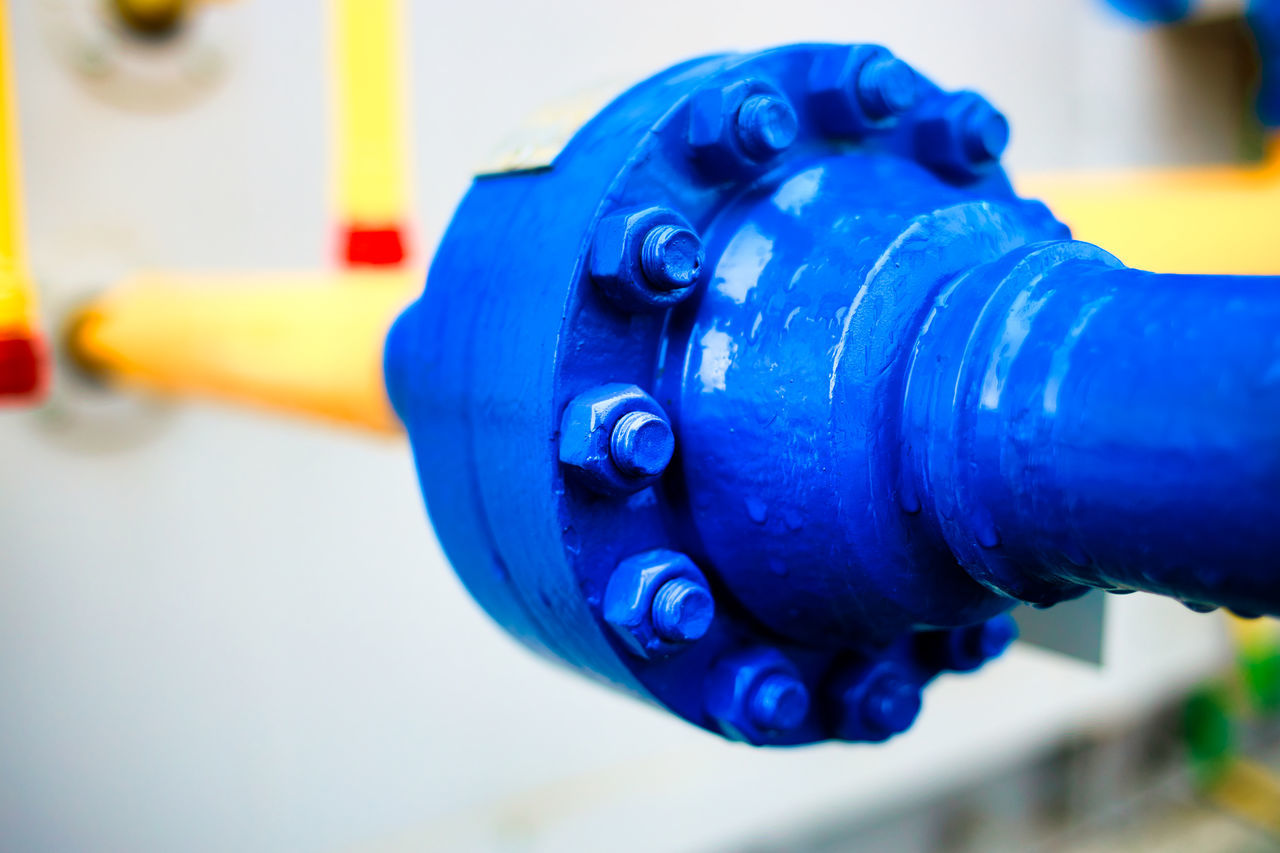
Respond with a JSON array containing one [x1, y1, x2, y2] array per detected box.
[[687, 78, 799, 177], [559, 383, 675, 495], [808, 44, 920, 136], [829, 660, 923, 742], [914, 90, 1010, 183], [603, 549, 715, 658], [590, 207, 705, 312], [706, 648, 811, 744]]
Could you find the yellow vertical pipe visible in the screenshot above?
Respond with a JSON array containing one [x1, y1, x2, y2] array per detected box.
[[0, 0, 44, 401], [330, 0, 411, 265]]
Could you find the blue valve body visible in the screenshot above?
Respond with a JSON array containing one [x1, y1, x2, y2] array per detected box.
[[385, 44, 1280, 746]]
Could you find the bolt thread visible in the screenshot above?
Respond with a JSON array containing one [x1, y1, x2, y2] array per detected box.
[[735, 94, 799, 161], [651, 577, 714, 643], [639, 225, 703, 291], [609, 410, 675, 479]]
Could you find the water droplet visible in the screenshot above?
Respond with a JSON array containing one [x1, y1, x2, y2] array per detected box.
[[969, 509, 1000, 549]]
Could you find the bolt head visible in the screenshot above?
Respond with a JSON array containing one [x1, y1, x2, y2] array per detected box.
[[915, 91, 1010, 182], [808, 45, 919, 136], [559, 384, 674, 495], [604, 551, 715, 658], [706, 648, 810, 744], [962, 100, 1011, 162], [688, 78, 799, 176], [590, 207, 704, 312]]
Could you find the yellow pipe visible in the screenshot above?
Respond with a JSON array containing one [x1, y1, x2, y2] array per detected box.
[[0, 0, 44, 401], [70, 271, 417, 433], [61, 0, 422, 431], [1205, 758, 1280, 835], [1019, 139, 1280, 276], [330, 0, 411, 264]]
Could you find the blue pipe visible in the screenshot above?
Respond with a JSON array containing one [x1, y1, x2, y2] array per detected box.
[[386, 43, 1280, 746], [904, 242, 1280, 615]]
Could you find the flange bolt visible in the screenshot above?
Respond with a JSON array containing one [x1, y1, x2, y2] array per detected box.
[[735, 93, 800, 161], [915, 91, 1010, 182], [961, 99, 1011, 164]]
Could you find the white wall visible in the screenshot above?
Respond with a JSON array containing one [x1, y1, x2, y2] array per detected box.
[[0, 2, 1245, 851]]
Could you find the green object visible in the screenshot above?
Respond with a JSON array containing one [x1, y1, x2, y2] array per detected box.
[[1240, 645, 1280, 713], [1184, 687, 1236, 786]]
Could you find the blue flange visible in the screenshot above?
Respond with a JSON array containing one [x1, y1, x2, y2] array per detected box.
[[386, 44, 1280, 746]]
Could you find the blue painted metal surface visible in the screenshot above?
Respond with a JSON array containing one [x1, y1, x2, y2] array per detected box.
[[1250, 0, 1280, 125], [385, 44, 1280, 746], [1104, 0, 1192, 22]]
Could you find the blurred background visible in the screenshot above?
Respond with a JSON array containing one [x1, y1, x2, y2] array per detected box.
[[2, 0, 1279, 850]]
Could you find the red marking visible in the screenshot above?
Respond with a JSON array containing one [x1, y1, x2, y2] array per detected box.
[[342, 224, 408, 267], [0, 330, 46, 402]]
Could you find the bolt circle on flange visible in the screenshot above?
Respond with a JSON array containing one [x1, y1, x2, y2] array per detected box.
[[808, 45, 920, 136], [687, 78, 799, 177], [590, 207, 705, 312], [915, 90, 1010, 183], [603, 550, 716, 658], [707, 648, 811, 744], [559, 383, 675, 495]]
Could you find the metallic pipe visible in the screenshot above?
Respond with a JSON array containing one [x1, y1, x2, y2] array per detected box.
[[904, 240, 1280, 615]]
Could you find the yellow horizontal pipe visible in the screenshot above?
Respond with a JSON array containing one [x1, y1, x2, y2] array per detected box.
[[1019, 140, 1280, 276], [1, 0, 34, 332], [1205, 758, 1280, 836], [70, 271, 417, 433]]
